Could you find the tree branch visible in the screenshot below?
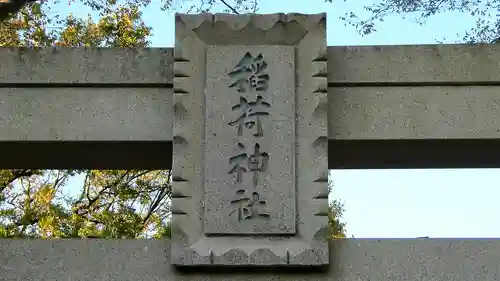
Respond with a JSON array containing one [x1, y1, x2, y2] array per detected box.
[[220, 0, 238, 14], [0, 0, 35, 23], [141, 184, 169, 228], [0, 170, 37, 194]]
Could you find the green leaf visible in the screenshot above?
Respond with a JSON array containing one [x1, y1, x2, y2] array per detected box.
[[32, 3, 42, 16]]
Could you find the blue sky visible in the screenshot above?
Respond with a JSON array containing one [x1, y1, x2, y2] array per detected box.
[[52, 0, 500, 238]]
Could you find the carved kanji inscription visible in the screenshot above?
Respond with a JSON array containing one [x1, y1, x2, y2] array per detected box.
[[204, 46, 296, 235]]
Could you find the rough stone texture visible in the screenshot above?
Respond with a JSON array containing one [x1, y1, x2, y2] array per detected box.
[[328, 44, 500, 83], [172, 13, 328, 267], [0, 48, 172, 84], [204, 46, 296, 235], [3, 45, 500, 143], [5, 85, 500, 143], [0, 88, 173, 141], [329, 86, 500, 140], [4, 44, 500, 85], [2, 239, 500, 281]]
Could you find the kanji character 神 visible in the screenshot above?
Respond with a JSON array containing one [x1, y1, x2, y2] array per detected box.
[[228, 143, 269, 187]]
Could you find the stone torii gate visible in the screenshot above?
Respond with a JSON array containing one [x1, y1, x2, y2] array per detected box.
[[1, 12, 500, 280]]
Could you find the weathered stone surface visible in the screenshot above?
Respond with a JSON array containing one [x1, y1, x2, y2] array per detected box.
[[204, 45, 296, 235], [4, 239, 500, 281], [171, 13, 328, 267], [0, 87, 172, 141], [328, 44, 500, 84], [4, 44, 500, 85], [0, 48, 172, 84], [329, 86, 500, 140], [6, 45, 500, 170]]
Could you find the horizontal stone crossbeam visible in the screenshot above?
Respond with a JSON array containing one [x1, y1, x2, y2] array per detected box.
[[1, 44, 500, 169], [2, 45, 500, 143], [2, 239, 500, 280]]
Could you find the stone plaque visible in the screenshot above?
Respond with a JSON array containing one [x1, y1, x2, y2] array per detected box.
[[172, 13, 329, 267], [204, 46, 296, 235]]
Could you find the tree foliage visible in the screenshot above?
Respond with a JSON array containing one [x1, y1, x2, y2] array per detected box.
[[0, 170, 346, 239], [1, 0, 151, 47], [0, 170, 172, 238], [333, 0, 500, 43], [3, 0, 499, 44]]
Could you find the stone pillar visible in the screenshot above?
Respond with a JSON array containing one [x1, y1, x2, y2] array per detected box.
[[171, 13, 329, 267]]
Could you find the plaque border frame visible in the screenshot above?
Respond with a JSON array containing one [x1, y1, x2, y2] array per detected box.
[[171, 13, 329, 267]]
